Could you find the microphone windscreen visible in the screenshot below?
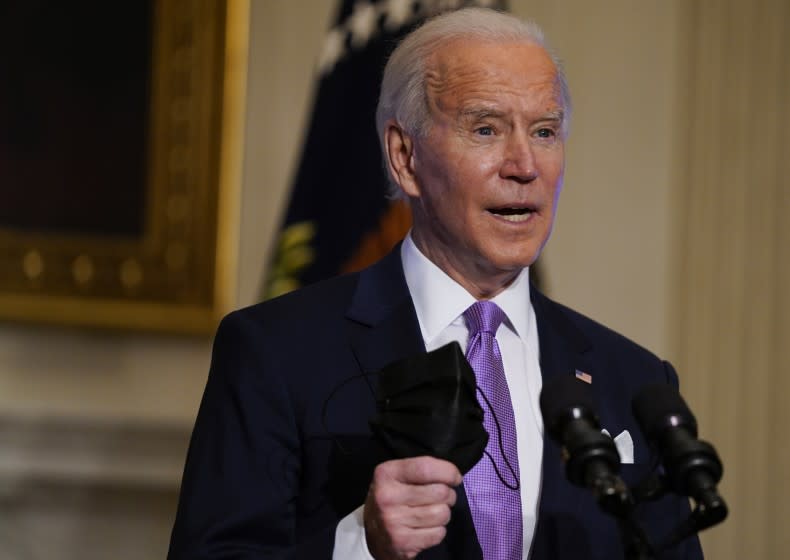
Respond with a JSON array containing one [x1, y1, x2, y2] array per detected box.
[[539, 375, 596, 440], [632, 384, 698, 440]]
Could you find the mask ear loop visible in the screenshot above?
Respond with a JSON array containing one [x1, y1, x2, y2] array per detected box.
[[321, 351, 378, 455], [476, 387, 521, 491], [354, 351, 378, 401]]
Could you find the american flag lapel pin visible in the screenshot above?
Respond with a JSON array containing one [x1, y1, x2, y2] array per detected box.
[[575, 369, 592, 384]]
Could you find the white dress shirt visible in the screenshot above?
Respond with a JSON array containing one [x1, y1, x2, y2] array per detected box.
[[334, 233, 544, 559]]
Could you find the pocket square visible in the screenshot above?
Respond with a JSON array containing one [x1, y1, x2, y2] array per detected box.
[[601, 429, 634, 464]]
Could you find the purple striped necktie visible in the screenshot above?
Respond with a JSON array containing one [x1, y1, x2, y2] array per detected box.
[[463, 301, 522, 560]]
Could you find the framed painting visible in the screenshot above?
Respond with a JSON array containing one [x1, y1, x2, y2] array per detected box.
[[0, 0, 247, 333]]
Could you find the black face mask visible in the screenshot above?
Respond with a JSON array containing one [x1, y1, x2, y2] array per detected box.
[[369, 341, 488, 474]]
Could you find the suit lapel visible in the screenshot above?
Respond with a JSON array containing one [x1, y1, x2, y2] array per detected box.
[[344, 247, 482, 560], [345, 246, 426, 374], [530, 287, 594, 557]]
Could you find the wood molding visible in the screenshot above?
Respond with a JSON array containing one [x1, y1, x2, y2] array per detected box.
[[0, 415, 190, 495]]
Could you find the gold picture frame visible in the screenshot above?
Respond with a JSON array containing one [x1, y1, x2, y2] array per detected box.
[[0, 0, 248, 333]]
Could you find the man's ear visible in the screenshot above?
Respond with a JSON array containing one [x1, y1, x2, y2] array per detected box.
[[383, 120, 420, 198]]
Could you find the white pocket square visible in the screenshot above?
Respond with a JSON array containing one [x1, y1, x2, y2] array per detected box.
[[601, 429, 634, 464]]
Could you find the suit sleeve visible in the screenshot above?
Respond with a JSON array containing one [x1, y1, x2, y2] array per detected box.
[[663, 360, 680, 389], [167, 312, 336, 559]]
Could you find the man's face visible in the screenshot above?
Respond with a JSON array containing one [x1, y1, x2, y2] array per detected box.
[[391, 39, 566, 296]]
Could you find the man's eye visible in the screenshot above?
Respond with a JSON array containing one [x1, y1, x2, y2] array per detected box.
[[536, 127, 556, 138], [475, 126, 494, 136]]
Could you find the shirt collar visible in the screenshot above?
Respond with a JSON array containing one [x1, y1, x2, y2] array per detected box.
[[401, 232, 532, 345]]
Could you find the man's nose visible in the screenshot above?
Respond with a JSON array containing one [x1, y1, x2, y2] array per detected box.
[[500, 131, 538, 183]]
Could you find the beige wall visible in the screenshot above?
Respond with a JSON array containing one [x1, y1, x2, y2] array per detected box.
[[672, 1, 790, 557], [236, 1, 335, 307], [520, 0, 682, 359], [2, 0, 784, 557]]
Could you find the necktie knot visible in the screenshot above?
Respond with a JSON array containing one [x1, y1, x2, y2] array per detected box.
[[464, 300, 506, 336]]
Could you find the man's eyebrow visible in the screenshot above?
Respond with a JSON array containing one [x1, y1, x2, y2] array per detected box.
[[458, 107, 507, 119], [457, 108, 566, 122], [540, 110, 565, 123]]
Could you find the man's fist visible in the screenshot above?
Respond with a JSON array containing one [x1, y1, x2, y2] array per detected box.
[[364, 456, 462, 560]]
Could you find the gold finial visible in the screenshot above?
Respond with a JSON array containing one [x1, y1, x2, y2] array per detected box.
[[22, 250, 44, 280], [72, 255, 94, 285], [120, 259, 143, 289]]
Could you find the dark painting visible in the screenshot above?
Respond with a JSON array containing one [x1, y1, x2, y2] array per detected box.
[[0, 0, 241, 333], [0, 1, 153, 237]]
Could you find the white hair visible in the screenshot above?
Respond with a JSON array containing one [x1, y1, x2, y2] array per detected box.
[[376, 7, 572, 198]]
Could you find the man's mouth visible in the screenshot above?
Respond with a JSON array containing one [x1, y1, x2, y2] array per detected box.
[[487, 206, 536, 223]]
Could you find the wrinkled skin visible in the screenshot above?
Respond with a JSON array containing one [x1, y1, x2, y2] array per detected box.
[[386, 39, 566, 299]]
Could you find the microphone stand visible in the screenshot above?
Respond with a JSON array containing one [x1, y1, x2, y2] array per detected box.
[[592, 470, 728, 559], [616, 517, 655, 560], [541, 378, 728, 558], [589, 470, 655, 560]]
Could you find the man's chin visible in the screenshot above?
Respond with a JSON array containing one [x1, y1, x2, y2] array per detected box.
[[484, 248, 542, 273]]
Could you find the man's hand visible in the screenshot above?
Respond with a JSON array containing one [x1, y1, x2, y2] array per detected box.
[[363, 456, 462, 560]]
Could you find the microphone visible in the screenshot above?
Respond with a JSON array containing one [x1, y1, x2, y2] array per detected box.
[[540, 375, 631, 515], [632, 384, 727, 529]]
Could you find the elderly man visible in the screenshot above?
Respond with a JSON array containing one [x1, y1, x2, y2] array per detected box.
[[169, 8, 703, 560]]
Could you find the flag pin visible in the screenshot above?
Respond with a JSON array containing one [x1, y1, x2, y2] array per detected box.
[[575, 370, 592, 384]]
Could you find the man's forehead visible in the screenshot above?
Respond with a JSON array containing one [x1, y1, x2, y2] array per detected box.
[[427, 38, 556, 78], [424, 39, 563, 111]]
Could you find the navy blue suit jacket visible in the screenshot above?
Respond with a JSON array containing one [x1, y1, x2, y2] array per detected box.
[[168, 247, 703, 559]]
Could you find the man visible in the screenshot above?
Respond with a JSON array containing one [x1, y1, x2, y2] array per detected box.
[[169, 8, 703, 560]]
